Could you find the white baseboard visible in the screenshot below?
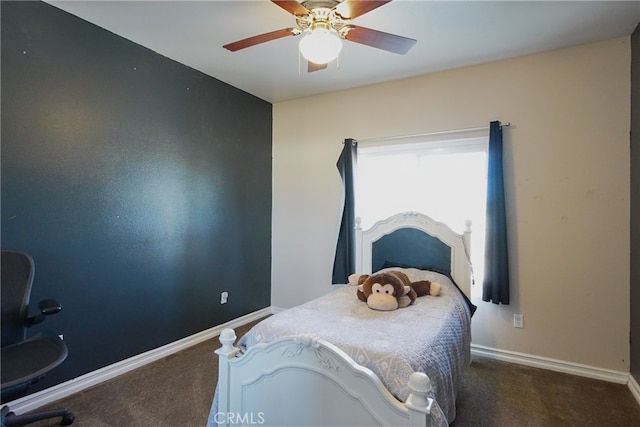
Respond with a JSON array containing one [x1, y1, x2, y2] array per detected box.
[[6, 307, 272, 414], [629, 374, 640, 406], [471, 344, 629, 384]]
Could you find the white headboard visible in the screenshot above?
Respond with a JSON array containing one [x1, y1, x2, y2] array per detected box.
[[355, 212, 473, 298]]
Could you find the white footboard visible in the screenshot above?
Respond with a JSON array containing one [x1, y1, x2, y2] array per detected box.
[[214, 328, 433, 427]]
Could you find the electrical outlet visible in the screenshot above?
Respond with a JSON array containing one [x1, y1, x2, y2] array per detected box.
[[513, 314, 524, 328], [221, 291, 228, 304]]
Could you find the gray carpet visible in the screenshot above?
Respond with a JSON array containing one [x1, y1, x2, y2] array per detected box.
[[19, 319, 640, 426], [451, 358, 640, 427]]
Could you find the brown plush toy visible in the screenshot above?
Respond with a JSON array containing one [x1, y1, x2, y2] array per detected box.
[[355, 270, 441, 311]]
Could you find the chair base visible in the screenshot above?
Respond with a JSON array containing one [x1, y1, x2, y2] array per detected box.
[[1, 405, 75, 426]]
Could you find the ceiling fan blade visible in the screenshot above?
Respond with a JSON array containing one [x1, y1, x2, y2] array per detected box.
[[223, 28, 299, 52], [334, 0, 392, 20], [343, 25, 416, 55], [271, 0, 310, 16], [308, 61, 327, 73]]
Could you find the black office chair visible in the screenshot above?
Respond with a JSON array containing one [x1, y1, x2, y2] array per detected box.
[[1, 251, 75, 426]]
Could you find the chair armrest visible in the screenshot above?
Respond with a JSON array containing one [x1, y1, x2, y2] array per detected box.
[[27, 299, 62, 326], [39, 299, 62, 315]]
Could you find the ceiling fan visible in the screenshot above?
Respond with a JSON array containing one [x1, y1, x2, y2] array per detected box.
[[223, 0, 417, 72]]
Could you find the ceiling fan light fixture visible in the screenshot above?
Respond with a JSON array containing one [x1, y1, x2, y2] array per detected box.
[[299, 27, 343, 65]]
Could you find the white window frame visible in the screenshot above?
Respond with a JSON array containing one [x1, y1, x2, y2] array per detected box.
[[356, 130, 489, 295]]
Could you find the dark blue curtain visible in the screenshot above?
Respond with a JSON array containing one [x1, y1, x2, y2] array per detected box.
[[332, 138, 357, 284], [483, 121, 510, 304]]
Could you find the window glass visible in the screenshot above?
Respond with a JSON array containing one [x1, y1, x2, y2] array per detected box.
[[356, 137, 487, 293]]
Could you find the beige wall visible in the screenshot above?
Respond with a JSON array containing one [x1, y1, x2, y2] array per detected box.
[[272, 37, 631, 372]]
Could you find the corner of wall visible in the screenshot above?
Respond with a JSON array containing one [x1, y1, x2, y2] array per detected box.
[[630, 21, 640, 381]]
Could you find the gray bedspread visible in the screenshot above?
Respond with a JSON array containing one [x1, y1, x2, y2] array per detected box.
[[230, 268, 472, 426]]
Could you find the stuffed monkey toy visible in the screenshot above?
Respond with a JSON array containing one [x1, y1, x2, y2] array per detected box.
[[353, 270, 441, 311]]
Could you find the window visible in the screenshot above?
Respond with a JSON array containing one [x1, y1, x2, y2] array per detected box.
[[356, 134, 488, 293]]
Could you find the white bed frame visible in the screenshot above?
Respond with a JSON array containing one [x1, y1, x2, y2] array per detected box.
[[356, 211, 473, 296], [214, 212, 472, 427]]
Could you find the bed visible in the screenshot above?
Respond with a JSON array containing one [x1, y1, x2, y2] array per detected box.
[[208, 212, 475, 427]]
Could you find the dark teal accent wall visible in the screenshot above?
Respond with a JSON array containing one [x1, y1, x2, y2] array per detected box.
[[1, 1, 272, 393]]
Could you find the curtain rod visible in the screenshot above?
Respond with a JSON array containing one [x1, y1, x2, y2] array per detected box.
[[356, 121, 510, 144]]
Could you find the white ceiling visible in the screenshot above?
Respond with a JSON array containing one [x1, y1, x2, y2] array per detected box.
[[46, 0, 640, 103]]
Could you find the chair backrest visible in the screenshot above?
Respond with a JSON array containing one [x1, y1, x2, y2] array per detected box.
[[1, 251, 35, 347]]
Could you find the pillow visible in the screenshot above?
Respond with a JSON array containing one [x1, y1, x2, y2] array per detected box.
[[381, 260, 451, 276], [380, 260, 477, 317]]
